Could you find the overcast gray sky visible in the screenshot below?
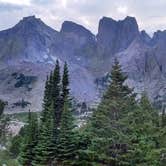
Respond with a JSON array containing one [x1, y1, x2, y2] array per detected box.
[[0, 0, 166, 35]]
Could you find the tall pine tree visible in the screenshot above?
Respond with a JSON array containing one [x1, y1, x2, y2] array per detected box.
[[33, 61, 63, 165], [56, 100, 77, 165], [62, 62, 70, 100], [33, 103, 55, 166], [41, 74, 52, 123], [19, 110, 38, 166], [122, 94, 162, 165], [89, 59, 135, 137], [86, 59, 136, 165], [55, 63, 78, 165], [52, 60, 61, 127]]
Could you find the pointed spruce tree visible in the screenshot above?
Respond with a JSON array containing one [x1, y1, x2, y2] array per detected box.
[[52, 60, 61, 127], [86, 59, 136, 165], [33, 103, 55, 166], [122, 94, 162, 165], [56, 99, 77, 165], [19, 110, 38, 166], [59, 62, 70, 125], [41, 74, 52, 123], [89, 58, 135, 137], [33, 62, 62, 165], [62, 62, 70, 100]]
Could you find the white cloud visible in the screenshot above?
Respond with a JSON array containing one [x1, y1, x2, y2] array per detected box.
[[61, 0, 67, 8], [117, 6, 128, 14], [0, 0, 31, 6]]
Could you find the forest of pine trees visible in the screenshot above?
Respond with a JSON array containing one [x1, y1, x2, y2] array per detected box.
[[7, 59, 166, 166]]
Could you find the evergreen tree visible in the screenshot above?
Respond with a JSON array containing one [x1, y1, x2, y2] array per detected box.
[[33, 61, 62, 165], [41, 74, 52, 123], [86, 59, 136, 165], [161, 103, 166, 127], [0, 100, 9, 146], [0, 99, 5, 117], [52, 60, 61, 127], [89, 59, 135, 136], [158, 102, 166, 166], [56, 100, 77, 165], [122, 94, 162, 165], [62, 62, 70, 100], [103, 58, 133, 100], [9, 126, 27, 158], [10, 135, 22, 158], [33, 103, 56, 166], [19, 111, 38, 166]]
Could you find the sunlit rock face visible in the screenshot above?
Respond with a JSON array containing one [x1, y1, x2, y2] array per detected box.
[[0, 15, 166, 113]]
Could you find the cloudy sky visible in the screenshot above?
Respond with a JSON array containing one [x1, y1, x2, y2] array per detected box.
[[0, 0, 166, 35]]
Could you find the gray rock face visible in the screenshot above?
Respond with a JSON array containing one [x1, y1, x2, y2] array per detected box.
[[0, 15, 166, 113], [0, 16, 59, 63], [57, 21, 97, 68], [140, 30, 151, 44], [97, 16, 139, 55], [0, 16, 98, 113], [61, 21, 94, 40]]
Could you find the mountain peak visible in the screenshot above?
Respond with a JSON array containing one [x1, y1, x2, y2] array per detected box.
[[151, 30, 166, 46], [120, 16, 138, 30], [100, 16, 116, 23], [22, 15, 39, 21], [97, 16, 139, 54], [99, 16, 137, 26], [60, 21, 94, 38], [124, 16, 137, 22], [140, 30, 151, 44], [11, 15, 57, 35], [15, 15, 43, 28]]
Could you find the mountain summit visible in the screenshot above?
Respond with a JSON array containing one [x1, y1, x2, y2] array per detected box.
[[0, 15, 58, 62], [97, 16, 139, 54]]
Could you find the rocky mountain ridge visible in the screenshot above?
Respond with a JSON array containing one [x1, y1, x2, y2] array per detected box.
[[0, 15, 166, 113]]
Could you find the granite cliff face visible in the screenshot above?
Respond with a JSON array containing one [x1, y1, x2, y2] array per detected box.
[[0, 15, 166, 113], [97, 16, 139, 55]]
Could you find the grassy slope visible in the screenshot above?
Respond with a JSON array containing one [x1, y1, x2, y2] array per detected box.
[[0, 150, 19, 166]]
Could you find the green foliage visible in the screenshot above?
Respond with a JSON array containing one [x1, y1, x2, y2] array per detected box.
[[10, 59, 165, 166], [0, 99, 8, 145], [62, 62, 70, 100], [88, 59, 135, 139], [9, 135, 22, 158], [56, 100, 77, 164], [33, 104, 55, 165], [33, 61, 62, 165], [0, 150, 19, 166], [32, 61, 73, 165], [52, 60, 61, 127], [120, 94, 161, 165], [0, 99, 5, 117], [41, 75, 52, 123], [0, 116, 10, 146], [84, 59, 165, 165], [19, 110, 38, 166]]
